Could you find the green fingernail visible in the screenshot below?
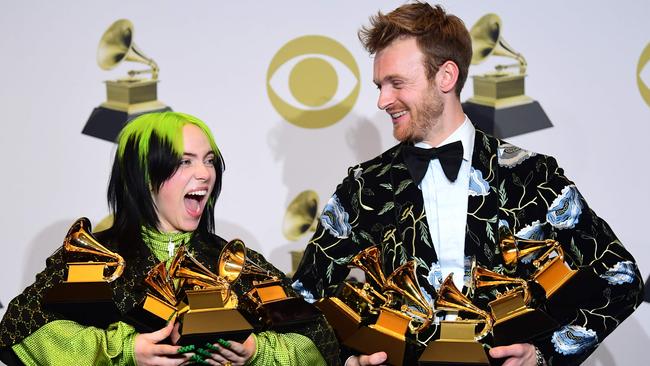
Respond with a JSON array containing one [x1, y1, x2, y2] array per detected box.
[[177, 344, 196, 353], [217, 338, 231, 348], [196, 348, 211, 357], [204, 342, 219, 351], [190, 354, 208, 364]]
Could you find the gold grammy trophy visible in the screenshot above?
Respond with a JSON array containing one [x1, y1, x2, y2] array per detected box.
[[83, 19, 170, 142], [43, 217, 125, 328], [419, 274, 493, 366], [471, 262, 558, 346], [220, 239, 320, 328], [171, 244, 253, 345], [462, 13, 552, 138], [315, 246, 388, 345], [501, 235, 579, 303], [317, 246, 434, 366], [283, 190, 320, 276]]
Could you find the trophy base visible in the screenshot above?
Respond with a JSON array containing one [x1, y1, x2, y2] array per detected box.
[[259, 297, 321, 329], [315, 297, 362, 343], [82, 105, 171, 142], [491, 308, 559, 346], [43, 281, 120, 328], [462, 100, 552, 139], [179, 308, 254, 345], [419, 340, 490, 365], [343, 325, 406, 366]]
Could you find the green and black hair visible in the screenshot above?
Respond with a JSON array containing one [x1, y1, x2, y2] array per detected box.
[[107, 111, 225, 243]]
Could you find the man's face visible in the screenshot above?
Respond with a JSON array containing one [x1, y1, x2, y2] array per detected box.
[[373, 37, 443, 143]]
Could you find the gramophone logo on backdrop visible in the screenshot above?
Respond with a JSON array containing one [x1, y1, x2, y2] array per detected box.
[[267, 35, 360, 128], [638, 42, 650, 108]]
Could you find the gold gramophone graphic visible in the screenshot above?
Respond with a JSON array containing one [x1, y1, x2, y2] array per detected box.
[[43, 217, 125, 327], [419, 274, 492, 366], [171, 244, 253, 345], [463, 13, 552, 138], [471, 260, 557, 346], [83, 19, 170, 142], [220, 239, 320, 328], [140, 262, 180, 326], [317, 246, 434, 366], [283, 190, 320, 276], [500, 235, 577, 300]]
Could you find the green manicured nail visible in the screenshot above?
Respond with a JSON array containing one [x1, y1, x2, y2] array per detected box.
[[190, 354, 208, 364], [177, 344, 196, 353], [196, 348, 211, 357], [204, 342, 219, 351], [217, 338, 231, 348]]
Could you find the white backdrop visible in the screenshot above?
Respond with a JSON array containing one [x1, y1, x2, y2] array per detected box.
[[1, 1, 648, 364]]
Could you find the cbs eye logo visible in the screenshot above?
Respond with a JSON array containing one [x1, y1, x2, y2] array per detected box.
[[638, 42, 650, 108], [267, 35, 360, 128]]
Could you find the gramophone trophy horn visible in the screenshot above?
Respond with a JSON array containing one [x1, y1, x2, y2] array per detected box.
[[463, 13, 552, 138], [42, 217, 123, 328], [471, 257, 559, 346], [349, 245, 388, 305], [471, 14, 526, 74], [219, 239, 321, 328], [385, 261, 433, 334], [97, 19, 159, 79], [83, 19, 169, 142], [419, 274, 492, 365], [499, 234, 554, 270], [171, 245, 253, 345], [282, 190, 319, 241]]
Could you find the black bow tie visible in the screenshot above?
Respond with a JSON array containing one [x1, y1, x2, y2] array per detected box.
[[402, 141, 464, 185]]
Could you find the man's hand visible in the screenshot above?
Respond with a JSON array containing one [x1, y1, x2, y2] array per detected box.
[[345, 351, 388, 366], [489, 343, 541, 366], [134, 321, 188, 366]]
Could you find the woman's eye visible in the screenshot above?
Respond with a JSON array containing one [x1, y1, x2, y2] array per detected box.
[[179, 159, 192, 166], [205, 157, 215, 166]]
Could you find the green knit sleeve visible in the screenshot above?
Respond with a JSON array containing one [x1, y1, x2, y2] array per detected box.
[[11, 320, 137, 366], [247, 330, 327, 366]]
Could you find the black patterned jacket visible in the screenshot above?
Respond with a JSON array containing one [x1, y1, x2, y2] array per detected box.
[[292, 129, 643, 365], [0, 230, 340, 366]]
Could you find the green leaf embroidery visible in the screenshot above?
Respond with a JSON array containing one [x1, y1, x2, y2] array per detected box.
[[393, 163, 408, 170], [395, 179, 413, 195], [380, 183, 392, 191], [418, 221, 432, 248], [569, 237, 583, 265], [377, 164, 391, 177], [359, 230, 374, 245], [499, 181, 508, 206], [364, 163, 382, 174], [486, 222, 495, 243], [378, 201, 395, 216], [326, 261, 334, 282]]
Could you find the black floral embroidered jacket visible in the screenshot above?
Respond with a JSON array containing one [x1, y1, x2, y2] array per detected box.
[[292, 129, 643, 365]]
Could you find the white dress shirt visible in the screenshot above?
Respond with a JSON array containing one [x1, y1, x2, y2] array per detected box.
[[416, 116, 475, 291]]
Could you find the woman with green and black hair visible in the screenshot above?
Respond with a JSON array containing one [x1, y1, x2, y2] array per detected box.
[[0, 112, 339, 366]]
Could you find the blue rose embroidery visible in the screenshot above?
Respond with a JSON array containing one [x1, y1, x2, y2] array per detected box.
[[427, 261, 443, 290], [600, 261, 636, 285], [320, 194, 352, 238], [515, 220, 544, 240], [551, 325, 598, 355], [547, 185, 583, 229], [498, 143, 536, 168], [468, 168, 489, 196], [291, 280, 316, 303]]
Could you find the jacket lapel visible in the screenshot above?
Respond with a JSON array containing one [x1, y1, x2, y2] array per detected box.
[[464, 130, 500, 268]]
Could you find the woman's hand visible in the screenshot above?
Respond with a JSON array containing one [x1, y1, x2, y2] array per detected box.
[[489, 343, 542, 366], [199, 335, 256, 366], [345, 352, 388, 366], [134, 322, 188, 366]]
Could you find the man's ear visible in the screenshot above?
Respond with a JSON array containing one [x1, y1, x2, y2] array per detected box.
[[436, 60, 459, 94]]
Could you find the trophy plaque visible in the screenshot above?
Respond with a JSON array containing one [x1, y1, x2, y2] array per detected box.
[[463, 13, 552, 138], [43, 217, 125, 328], [419, 274, 492, 365], [171, 245, 253, 345]]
